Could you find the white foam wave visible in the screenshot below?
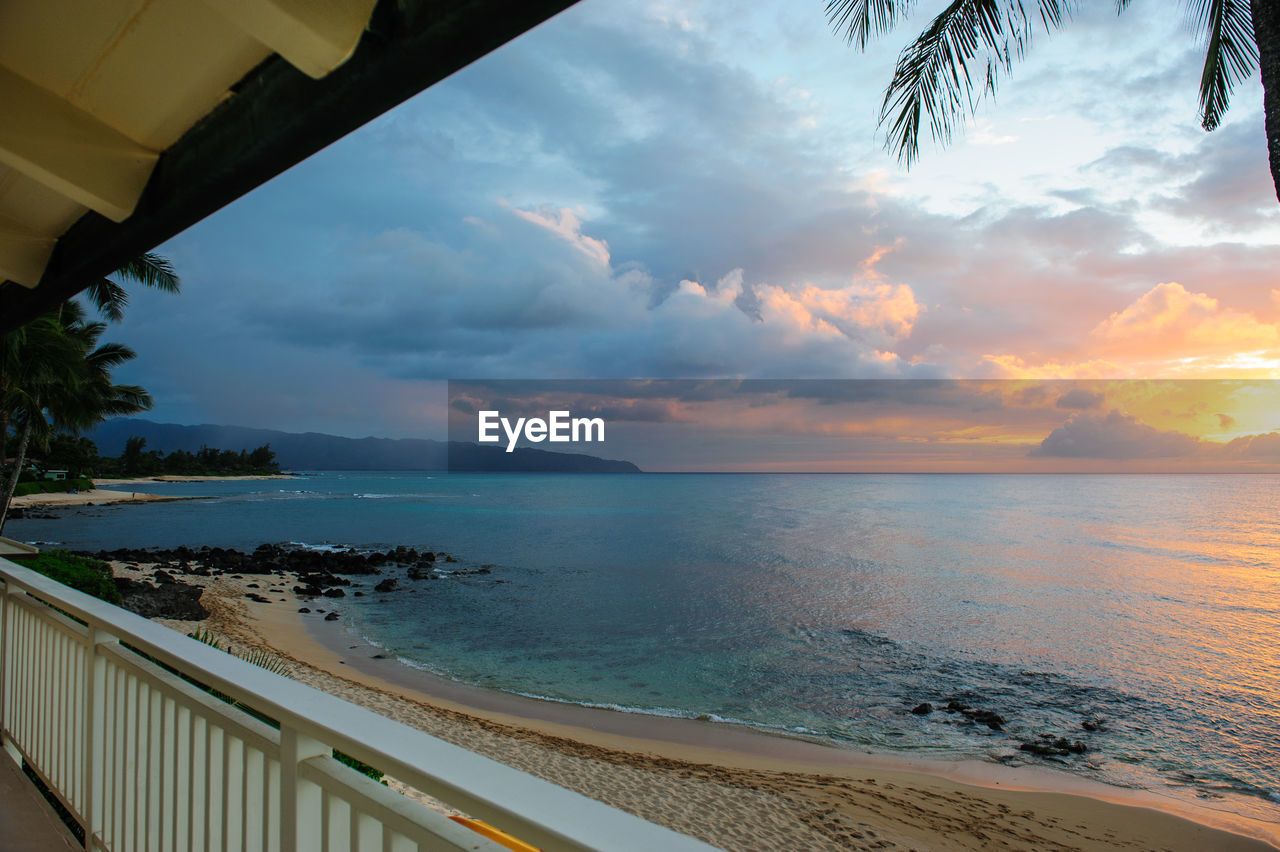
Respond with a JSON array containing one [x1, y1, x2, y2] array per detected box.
[[286, 541, 351, 553]]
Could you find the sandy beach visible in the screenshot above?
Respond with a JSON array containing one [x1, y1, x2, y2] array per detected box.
[[10, 489, 191, 508], [118, 562, 1280, 852]]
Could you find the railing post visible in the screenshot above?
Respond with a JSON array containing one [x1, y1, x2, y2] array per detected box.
[[0, 576, 8, 750], [279, 725, 328, 852], [82, 627, 115, 852]]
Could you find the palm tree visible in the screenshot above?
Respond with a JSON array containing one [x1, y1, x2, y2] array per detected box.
[[0, 252, 178, 465], [0, 303, 151, 535], [827, 0, 1280, 201]]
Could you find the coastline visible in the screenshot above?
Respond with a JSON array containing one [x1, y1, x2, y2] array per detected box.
[[95, 474, 298, 484], [152, 569, 1279, 851], [10, 474, 295, 509], [10, 489, 194, 508]]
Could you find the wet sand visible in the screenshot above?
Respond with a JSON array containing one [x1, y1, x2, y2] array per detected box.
[[140, 568, 1279, 851]]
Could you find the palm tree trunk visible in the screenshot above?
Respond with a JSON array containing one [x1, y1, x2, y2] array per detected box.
[[1254, 0, 1280, 202], [0, 417, 33, 537]]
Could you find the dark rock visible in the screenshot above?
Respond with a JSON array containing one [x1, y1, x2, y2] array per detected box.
[[1081, 717, 1106, 732], [298, 607, 311, 613], [407, 563, 434, 580], [115, 576, 209, 621], [152, 569, 176, 585], [374, 578, 399, 593], [964, 709, 1006, 731], [292, 585, 323, 597], [245, 593, 271, 603], [1019, 736, 1088, 757], [322, 588, 346, 598], [353, 591, 364, 597], [324, 612, 340, 621], [372, 654, 387, 659], [246, 583, 260, 588], [911, 702, 934, 715]]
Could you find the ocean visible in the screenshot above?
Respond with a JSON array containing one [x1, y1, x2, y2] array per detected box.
[[11, 471, 1279, 823]]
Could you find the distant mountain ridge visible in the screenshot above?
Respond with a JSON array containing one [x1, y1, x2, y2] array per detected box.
[[88, 419, 641, 473]]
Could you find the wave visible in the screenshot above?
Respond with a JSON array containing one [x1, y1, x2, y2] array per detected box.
[[285, 541, 353, 553]]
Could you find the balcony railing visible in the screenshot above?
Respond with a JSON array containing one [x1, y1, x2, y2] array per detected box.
[[0, 558, 719, 852]]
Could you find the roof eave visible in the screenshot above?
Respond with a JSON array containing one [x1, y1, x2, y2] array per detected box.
[[0, 0, 579, 331]]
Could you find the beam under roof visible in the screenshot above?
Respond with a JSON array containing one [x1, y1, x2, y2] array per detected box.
[[0, 0, 580, 330]]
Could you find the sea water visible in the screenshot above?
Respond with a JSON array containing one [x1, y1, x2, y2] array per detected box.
[[12, 472, 1279, 822]]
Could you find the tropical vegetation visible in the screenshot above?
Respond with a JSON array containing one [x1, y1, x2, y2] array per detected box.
[[0, 255, 181, 534], [12, 435, 280, 485], [23, 549, 121, 604], [827, 0, 1280, 200], [110, 437, 280, 478]]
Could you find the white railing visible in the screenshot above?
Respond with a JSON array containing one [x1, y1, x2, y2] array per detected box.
[[0, 559, 720, 852]]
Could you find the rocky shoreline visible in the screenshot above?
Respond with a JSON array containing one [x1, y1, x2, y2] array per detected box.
[[79, 541, 497, 624], [87, 542, 1105, 772]]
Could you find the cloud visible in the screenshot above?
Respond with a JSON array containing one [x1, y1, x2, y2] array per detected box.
[[1222, 431, 1280, 460], [504, 203, 611, 266], [1093, 281, 1280, 356], [1030, 410, 1201, 458], [100, 0, 1280, 440]]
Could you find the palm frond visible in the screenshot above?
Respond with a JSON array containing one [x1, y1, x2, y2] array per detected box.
[[84, 279, 128, 322], [238, 647, 291, 676], [94, 384, 152, 417], [189, 628, 223, 650], [827, 0, 916, 49], [1189, 0, 1257, 130], [879, 0, 1074, 166], [113, 252, 181, 294], [84, 342, 138, 371], [189, 628, 289, 676]]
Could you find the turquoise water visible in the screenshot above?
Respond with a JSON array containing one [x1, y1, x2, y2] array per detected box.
[[12, 472, 1280, 821]]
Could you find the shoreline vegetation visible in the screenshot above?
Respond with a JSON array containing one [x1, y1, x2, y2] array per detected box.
[[7, 473, 295, 510], [42, 542, 1279, 852]]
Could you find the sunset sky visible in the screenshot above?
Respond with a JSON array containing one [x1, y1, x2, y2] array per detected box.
[[447, 380, 1280, 471], [99, 0, 1279, 458]]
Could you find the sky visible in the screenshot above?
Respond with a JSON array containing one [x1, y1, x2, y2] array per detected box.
[[99, 0, 1280, 464], [446, 379, 1280, 471]]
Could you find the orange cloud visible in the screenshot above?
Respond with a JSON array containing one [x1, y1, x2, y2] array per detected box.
[[979, 354, 1125, 379], [1093, 281, 1280, 356], [757, 282, 921, 340]]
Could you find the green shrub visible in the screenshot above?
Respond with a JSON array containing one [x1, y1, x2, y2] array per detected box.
[[333, 750, 386, 783], [25, 550, 120, 604], [12, 477, 93, 497]]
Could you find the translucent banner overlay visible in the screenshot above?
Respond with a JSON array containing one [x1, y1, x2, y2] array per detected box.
[[446, 379, 1280, 473]]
